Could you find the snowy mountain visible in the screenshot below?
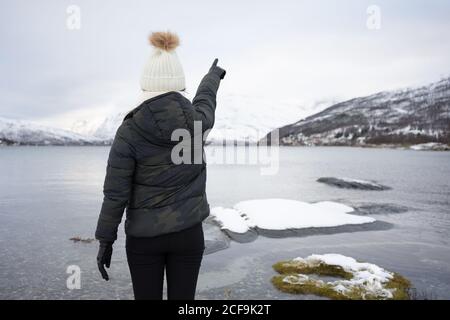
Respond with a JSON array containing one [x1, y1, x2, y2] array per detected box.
[[208, 94, 332, 143], [70, 119, 104, 137], [10, 75, 449, 148], [70, 94, 330, 144], [268, 77, 450, 146], [0, 117, 102, 146], [92, 112, 127, 141]]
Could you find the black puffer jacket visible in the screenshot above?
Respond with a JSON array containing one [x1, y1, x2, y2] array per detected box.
[[95, 66, 224, 242]]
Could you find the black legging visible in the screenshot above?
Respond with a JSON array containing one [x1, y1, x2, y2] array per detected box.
[[126, 222, 205, 300]]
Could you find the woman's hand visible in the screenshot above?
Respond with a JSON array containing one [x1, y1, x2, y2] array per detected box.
[[210, 58, 226, 79], [97, 241, 113, 281]]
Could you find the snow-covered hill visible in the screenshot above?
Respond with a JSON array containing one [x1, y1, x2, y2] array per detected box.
[[9, 75, 449, 148], [70, 94, 329, 144], [70, 119, 104, 137], [208, 94, 331, 143], [0, 117, 102, 146], [91, 112, 128, 141], [269, 77, 450, 146]]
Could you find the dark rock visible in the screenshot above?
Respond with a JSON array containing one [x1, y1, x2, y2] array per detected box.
[[69, 237, 95, 243], [218, 221, 393, 243], [222, 229, 258, 243], [255, 221, 393, 239], [203, 218, 231, 255], [317, 177, 391, 191], [353, 203, 409, 215]]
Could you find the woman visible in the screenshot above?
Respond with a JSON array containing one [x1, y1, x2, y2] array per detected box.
[[95, 31, 226, 300]]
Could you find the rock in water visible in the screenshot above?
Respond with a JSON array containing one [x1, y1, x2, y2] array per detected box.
[[202, 218, 231, 254], [317, 177, 391, 191], [272, 253, 411, 300], [352, 203, 409, 215], [69, 237, 95, 243]]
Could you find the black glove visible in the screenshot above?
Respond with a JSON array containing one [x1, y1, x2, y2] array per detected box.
[[97, 241, 113, 281], [210, 58, 226, 79]]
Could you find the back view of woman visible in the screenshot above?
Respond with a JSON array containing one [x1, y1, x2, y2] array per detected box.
[[95, 31, 226, 300]]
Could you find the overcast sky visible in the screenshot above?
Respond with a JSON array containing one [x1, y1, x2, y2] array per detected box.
[[1, 0, 450, 129]]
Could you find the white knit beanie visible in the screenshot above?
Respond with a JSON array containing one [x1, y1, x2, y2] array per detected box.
[[140, 31, 185, 92]]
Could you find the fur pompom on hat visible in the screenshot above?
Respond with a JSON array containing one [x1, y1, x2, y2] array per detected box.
[[140, 31, 185, 93], [149, 32, 180, 52]]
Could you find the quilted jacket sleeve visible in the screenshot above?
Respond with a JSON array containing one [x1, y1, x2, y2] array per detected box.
[[192, 68, 224, 132], [95, 124, 136, 242]]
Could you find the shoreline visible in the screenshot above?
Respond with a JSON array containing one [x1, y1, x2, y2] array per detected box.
[[2, 143, 449, 151]]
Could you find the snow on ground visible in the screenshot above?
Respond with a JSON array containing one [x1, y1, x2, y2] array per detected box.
[[288, 254, 396, 299], [211, 199, 375, 234], [410, 142, 450, 151], [209, 207, 254, 233], [392, 125, 441, 136]]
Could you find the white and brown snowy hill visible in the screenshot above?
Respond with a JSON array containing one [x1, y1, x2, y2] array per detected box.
[[268, 77, 450, 146]]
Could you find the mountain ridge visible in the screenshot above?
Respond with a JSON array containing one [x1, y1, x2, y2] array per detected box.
[[265, 76, 450, 146], [3, 77, 450, 147], [69, 94, 326, 144], [0, 117, 105, 146]]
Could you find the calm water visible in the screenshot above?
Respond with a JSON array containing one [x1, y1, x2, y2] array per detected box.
[[0, 146, 449, 299]]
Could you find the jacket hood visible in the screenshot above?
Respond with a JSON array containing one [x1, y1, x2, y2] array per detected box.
[[125, 91, 194, 145]]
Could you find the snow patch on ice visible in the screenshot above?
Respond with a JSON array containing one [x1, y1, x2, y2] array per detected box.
[[210, 207, 253, 233], [211, 199, 375, 234]]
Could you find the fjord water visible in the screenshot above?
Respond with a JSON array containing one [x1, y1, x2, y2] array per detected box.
[[0, 146, 449, 299]]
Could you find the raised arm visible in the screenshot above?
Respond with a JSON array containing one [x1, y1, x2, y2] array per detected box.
[[192, 58, 226, 132]]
